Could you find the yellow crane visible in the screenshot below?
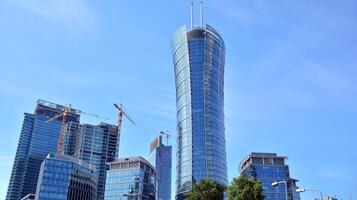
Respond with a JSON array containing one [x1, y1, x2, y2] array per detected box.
[[113, 103, 136, 157], [46, 104, 110, 153]]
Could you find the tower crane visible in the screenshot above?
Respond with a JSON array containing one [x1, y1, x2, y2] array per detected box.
[[113, 103, 136, 158], [160, 130, 171, 146], [46, 104, 110, 153]]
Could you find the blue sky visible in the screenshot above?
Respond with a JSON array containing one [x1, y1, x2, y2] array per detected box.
[[0, 0, 356, 199]]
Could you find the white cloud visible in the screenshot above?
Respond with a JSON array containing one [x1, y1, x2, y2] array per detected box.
[[7, 0, 95, 30]]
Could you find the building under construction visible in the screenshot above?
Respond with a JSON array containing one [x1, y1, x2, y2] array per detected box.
[[148, 134, 172, 200], [6, 100, 80, 200], [69, 123, 119, 199], [52, 106, 120, 200], [6, 99, 120, 200]]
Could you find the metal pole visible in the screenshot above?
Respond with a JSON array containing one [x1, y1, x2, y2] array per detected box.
[[283, 181, 288, 200], [200, 1, 204, 28], [297, 189, 326, 200], [190, 2, 194, 29]]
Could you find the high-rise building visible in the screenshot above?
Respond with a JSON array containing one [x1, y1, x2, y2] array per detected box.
[[239, 152, 301, 200], [148, 135, 172, 200], [72, 123, 119, 200], [35, 153, 97, 200], [104, 157, 156, 200], [58, 121, 80, 155], [171, 4, 228, 199], [6, 100, 80, 200]]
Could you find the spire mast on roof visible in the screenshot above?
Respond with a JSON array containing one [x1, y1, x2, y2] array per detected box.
[[190, 1, 194, 30], [200, 1, 204, 28]]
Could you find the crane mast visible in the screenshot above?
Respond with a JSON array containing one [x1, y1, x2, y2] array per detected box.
[[46, 104, 109, 154], [113, 103, 136, 159]]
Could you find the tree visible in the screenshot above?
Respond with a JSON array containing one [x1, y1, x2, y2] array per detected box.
[[228, 175, 264, 200], [185, 178, 226, 200]]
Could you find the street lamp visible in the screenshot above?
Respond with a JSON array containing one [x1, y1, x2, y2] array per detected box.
[[295, 188, 324, 200], [272, 181, 288, 200]]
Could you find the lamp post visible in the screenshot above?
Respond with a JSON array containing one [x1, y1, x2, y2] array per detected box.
[[272, 181, 288, 200], [296, 188, 324, 200]]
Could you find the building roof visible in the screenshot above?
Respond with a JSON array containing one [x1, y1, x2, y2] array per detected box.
[[36, 99, 81, 116], [107, 156, 155, 175], [45, 153, 94, 170], [239, 152, 288, 172]]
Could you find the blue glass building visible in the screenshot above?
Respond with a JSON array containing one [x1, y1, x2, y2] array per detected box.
[[35, 153, 97, 200], [58, 121, 79, 155], [148, 135, 172, 200], [6, 100, 80, 200], [172, 22, 228, 198], [239, 153, 301, 200], [104, 157, 156, 200], [72, 123, 119, 200]]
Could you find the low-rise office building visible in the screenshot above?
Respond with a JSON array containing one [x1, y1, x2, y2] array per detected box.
[[35, 153, 97, 200], [104, 157, 156, 200], [239, 152, 301, 200]]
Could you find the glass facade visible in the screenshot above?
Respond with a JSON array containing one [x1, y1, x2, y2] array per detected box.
[[6, 100, 76, 200], [58, 121, 79, 155], [35, 153, 97, 200], [104, 157, 156, 200], [148, 136, 172, 200], [73, 123, 119, 200], [239, 153, 301, 200], [172, 25, 228, 199]]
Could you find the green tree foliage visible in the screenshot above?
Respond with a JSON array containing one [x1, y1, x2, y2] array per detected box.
[[228, 175, 264, 200], [185, 178, 226, 200]]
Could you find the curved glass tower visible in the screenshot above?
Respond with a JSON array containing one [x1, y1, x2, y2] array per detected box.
[[172, 25, 227, 199]]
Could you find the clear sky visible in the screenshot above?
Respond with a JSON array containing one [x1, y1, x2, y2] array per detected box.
[[0, 0, 356, 199]]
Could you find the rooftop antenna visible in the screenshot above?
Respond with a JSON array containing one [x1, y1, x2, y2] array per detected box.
[[190, 1, 194, 29], [200, 1, 204, 28]]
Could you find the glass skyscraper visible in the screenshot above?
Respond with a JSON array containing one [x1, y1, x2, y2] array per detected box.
[[104, 157, 156, 200], [35, 153, 97, 200], [72, 123, 119, 200], [172, 23, 228, 199], [239, 152, 301, 200], [148, 135, 172, 200], [6, 100, 80, 200], [58, 121, 80, 155]]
